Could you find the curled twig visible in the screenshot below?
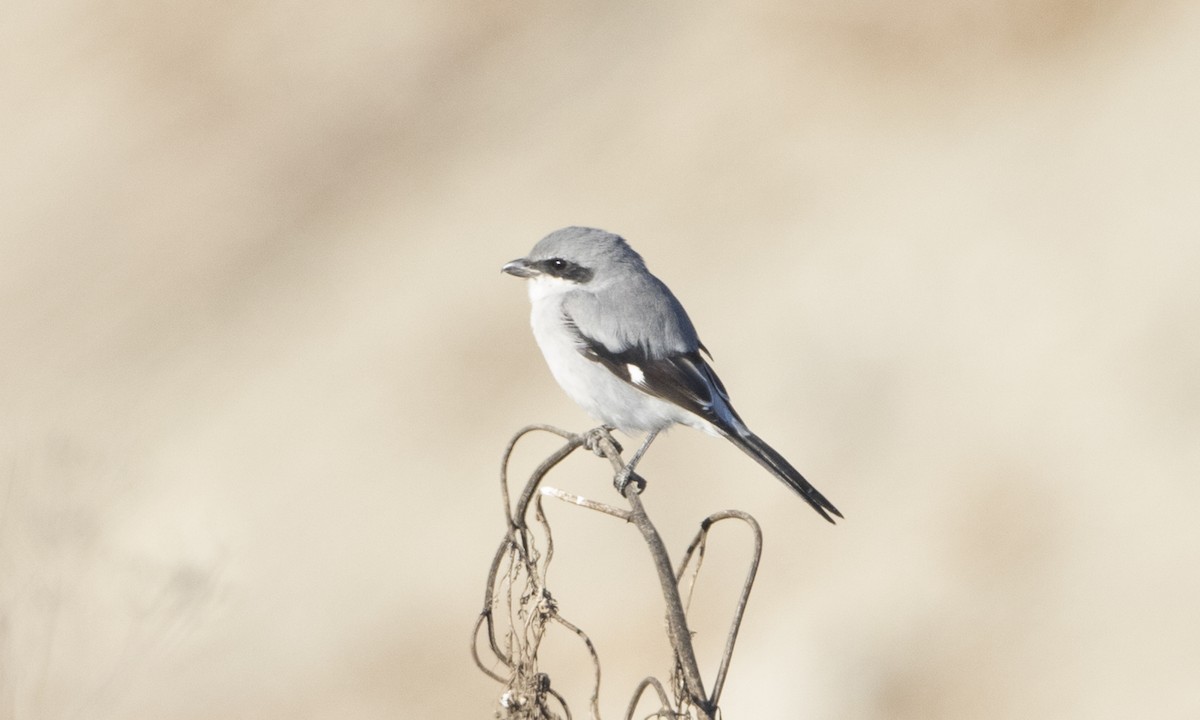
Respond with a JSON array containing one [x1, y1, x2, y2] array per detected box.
[[475, 425, 598, 718], [624, 676, 675, 720], [676, 511, 763, 708], [475, 425, 763, 720]]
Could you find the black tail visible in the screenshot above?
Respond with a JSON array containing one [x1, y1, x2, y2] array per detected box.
[[724, 430, 842, 524]]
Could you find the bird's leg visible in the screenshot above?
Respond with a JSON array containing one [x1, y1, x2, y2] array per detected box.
[[613, 430, 658, 494]]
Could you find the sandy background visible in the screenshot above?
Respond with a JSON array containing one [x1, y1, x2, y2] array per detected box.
[[3, 1, 1198, 718]]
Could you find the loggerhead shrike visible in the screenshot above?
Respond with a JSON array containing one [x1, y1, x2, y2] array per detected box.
[[502, 226, 841, 523]]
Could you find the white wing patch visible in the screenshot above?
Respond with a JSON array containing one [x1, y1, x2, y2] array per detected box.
[[626, 363, 646, 385]]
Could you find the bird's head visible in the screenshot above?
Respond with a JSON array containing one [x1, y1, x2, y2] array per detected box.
[[502, 226, 644, 300]]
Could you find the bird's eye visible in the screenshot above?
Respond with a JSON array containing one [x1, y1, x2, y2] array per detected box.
[[541, 257, 593, 283]]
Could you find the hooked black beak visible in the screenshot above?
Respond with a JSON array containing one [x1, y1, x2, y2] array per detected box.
[[501, 258, 538, 278]]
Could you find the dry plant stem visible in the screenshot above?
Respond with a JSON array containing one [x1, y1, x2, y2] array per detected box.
[[551, 613, 602, 720], [498, 425, 569, 526], [546, 687, 572, 720], [624, 489, 714, 720], [539, 486, 632, 521], [474, 425, 582, 682], [677, 511, 763, 708], [479, 425, 756, 720], [506, 425, 580, 531], [624, 677, 673, 720], [589, 433, 715, 720], [473, 544, 513, 680]]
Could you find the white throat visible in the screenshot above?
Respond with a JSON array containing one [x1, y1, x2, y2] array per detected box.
[[526, 275, 577, 303]]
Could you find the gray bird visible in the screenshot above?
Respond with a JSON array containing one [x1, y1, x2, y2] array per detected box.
[[502, 226, 841, 523]]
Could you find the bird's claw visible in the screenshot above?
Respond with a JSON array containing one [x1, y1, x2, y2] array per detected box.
[[582, 426, 622, 456], [613, 466, 646, 495], [579, 426, 644, 493]]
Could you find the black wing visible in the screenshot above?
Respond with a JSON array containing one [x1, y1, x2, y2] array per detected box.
[[564, 313, 742, 432], [565, 312, 842, 523]]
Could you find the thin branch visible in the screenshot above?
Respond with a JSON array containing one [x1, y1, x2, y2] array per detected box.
[[624, 488, 711, 716], [541, 486, 632, 522], [473, 540, 517, 674], [471, 612, 507, 683], [545, 686, 573, 720], [677, 511, 763, 708], [511, 436, 581, 531], [550, 613, 603, 720], [499, 424, 574, 527], [583, 431, 715, 720], [479, 424, 764, 720], [624, 676, 675, 720]]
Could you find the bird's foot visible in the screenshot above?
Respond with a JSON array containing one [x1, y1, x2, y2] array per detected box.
[[581, 426, 622, 456], [613, 465, 646, 495]]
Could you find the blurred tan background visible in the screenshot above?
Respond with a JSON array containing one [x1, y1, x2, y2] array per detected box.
[[2, 1, 1198, 718]]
